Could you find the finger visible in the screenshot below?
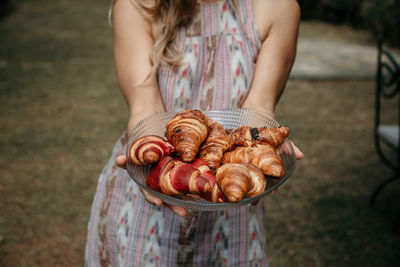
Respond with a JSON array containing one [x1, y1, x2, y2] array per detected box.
[[140, 188, 187, 217], [165, 203, 187, 217], [291, 142, 304, 160], [251, 200, 260, 206], [115, 155, 128, 169], [140, 188, 163, 206]]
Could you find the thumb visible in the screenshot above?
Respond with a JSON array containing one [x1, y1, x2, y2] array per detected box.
[[115, 155, 128, 169]]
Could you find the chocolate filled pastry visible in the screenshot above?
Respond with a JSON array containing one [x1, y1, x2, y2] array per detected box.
[[227, 126, 290, 150], [250, 126, 290, 147]]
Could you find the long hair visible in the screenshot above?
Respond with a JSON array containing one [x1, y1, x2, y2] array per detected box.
[[137, 0, 198, 68]]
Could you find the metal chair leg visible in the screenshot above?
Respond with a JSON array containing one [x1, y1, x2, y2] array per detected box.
[[369, 174, 399, 206], [394, 215, 400, 233]]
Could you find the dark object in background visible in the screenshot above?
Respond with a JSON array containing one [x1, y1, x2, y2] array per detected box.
[[364, 0, 400, 47], [298, 0, 363, 25], [0, 0, 14, 20], [370, 37, 400, 233], [298, 0, 400, 47]]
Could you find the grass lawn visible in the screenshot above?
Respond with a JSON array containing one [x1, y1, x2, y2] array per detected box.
[[1, 0, 399, 266]]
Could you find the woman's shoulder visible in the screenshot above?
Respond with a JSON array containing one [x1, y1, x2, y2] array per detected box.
[[253, 0, 300, 15], [253, 0, 300, 41], [113, 0, 156, 37]]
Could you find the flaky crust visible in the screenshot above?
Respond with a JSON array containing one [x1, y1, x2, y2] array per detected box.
[[251, 126, 290, 147], [146, 157, 226, 203], [165, 110, 210, 162], [128, 135, 174, 166], [215, 163, 265, 202], [222, 143, 284, 178], [199, 121, 230, 174], [227, 126, 290, 150]]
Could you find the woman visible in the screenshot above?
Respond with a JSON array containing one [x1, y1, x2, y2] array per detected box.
[[85, 0, 303, 266]]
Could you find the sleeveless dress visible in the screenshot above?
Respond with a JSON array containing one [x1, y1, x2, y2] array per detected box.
[[85, 1, 268, 266]]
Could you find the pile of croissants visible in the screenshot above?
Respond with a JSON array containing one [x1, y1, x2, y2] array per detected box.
[[128, 109, 290, 203]]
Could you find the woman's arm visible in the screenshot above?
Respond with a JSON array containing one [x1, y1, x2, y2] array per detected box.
[[243, 0, 303, 160], [113, 0, 187, 216], [241, 0, 300, 117], [113, 0, 165, 134]]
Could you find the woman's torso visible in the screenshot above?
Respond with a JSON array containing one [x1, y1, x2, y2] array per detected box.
[[157, 0, 262, 112]]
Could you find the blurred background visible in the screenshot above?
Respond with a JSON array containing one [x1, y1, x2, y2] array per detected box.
[[0, 0, 399, 266]]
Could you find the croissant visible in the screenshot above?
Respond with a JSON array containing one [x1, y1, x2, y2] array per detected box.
[[227, 126, 290, 150], [165, 110, 210, 162], [128, 135, 175, 166], [222, 143, 284, 178], [146, 156, 176, 192], [146, 156, 215, 197], [227, 126, 253, 150], [198, 121, 230, 174], [216, 163, 266, 202], [251, 126, 290, 147], [191, 159, 227, 203]]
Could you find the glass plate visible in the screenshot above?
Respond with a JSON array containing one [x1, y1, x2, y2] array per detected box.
[[126, 108, 296, 211]]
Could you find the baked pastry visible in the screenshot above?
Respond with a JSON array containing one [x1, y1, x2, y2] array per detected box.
[[128, 135, 174, 166], [215, 163, 266, 202], [165, 110, 210, 162], [199, 121, 230, 174], [222, 143, 284, 178]]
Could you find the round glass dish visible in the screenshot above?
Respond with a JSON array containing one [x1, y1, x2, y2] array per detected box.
[[126, 108, 296, 211]]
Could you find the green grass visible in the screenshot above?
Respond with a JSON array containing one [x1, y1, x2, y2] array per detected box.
[[269, 80, 400, 266], [0, 0, 126, 265], [1, 1, 399, 266]]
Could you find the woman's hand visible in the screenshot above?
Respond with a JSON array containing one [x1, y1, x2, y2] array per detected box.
[[113, 0, 187, 217], [116, 116, 188, 218], [292, 142, 304, 160], [115, 154, 188, 217]]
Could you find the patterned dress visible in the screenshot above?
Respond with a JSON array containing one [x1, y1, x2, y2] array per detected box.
[[85, 1, 268, 266]]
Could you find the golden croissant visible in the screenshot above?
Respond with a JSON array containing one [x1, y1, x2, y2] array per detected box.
[[251, 126, 290, 147], [199, 121, 230, 174], [165, 110, 210, 162], [227, 126, 290, 150], [128, 135, 174, 166], [222, 143, 284, 178], [216, 163, 266, 202]]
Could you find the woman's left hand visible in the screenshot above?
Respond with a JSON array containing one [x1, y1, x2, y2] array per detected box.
[[292, 142, 304, 160]]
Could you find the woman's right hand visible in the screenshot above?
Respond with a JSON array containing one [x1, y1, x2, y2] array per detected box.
[[112, 0, 187, 217], [115, 154, 188, 217], [115, 116, 188, 218]]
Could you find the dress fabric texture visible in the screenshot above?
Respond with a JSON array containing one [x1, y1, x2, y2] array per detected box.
[[85, 1, 268, 266]]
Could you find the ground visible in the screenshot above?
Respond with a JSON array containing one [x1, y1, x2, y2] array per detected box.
[[0, 1, 399, 266]]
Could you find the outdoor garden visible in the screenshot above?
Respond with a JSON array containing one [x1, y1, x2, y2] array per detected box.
[[0, 0, 399, 266]]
